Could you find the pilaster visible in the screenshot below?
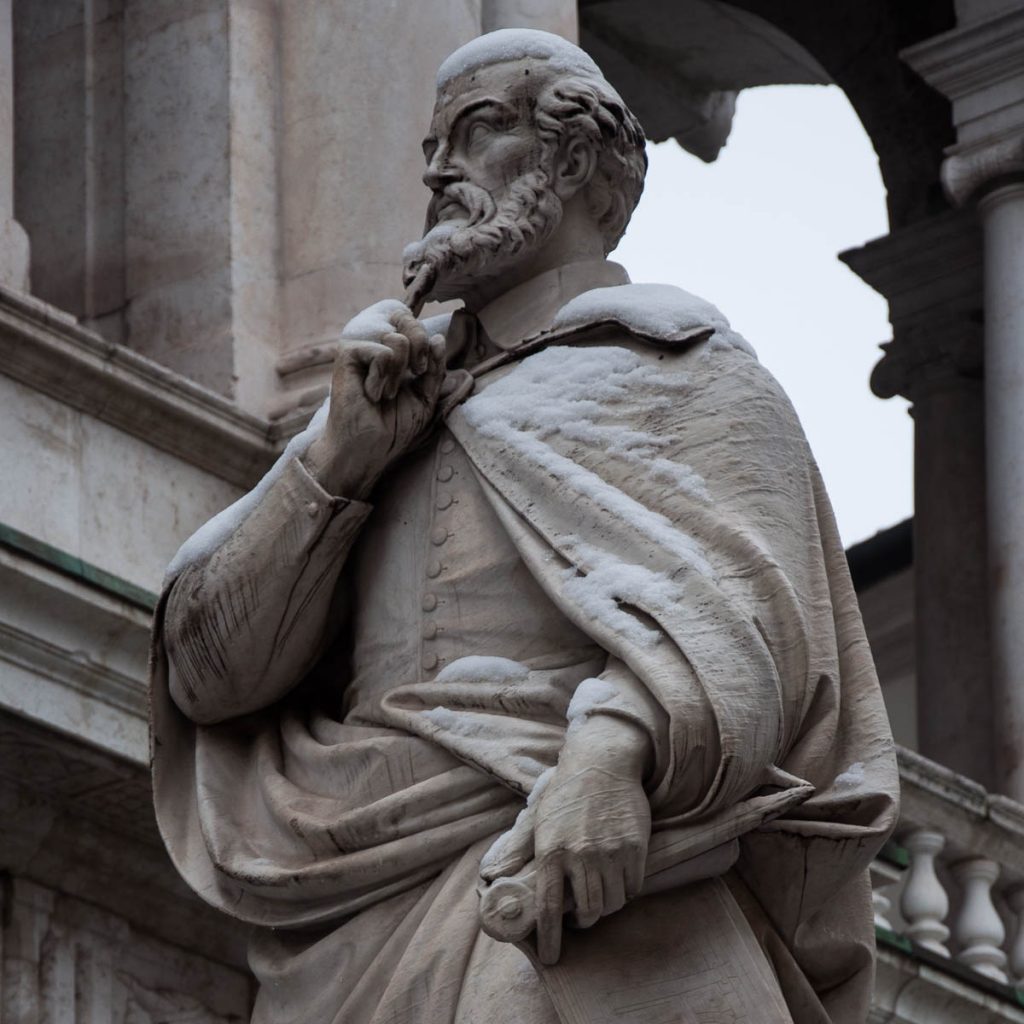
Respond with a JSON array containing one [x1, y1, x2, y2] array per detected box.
[[902, 3, 1024, 801], [0, 0, 28, 291], [842, 211, 991, 788]]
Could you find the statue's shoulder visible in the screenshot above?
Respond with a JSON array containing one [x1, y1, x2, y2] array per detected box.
[[548, 282, 757, 359]]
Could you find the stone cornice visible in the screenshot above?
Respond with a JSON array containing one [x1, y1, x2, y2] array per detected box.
[[840, 213, 984, 400], [902, 7, 1024, 206], [0, 285, 282, 490], [840, 211, 982, 322], [901, 6, 1024, 102]]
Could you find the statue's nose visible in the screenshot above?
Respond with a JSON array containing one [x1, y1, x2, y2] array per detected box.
[[423, 150, 461, 191]]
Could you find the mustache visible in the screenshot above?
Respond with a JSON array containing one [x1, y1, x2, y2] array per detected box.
[[426, 182, 496, 231], [403, 167, 562, 302]]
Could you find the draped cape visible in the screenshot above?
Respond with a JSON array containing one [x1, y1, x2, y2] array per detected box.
[[150, 283, 898, 1024]]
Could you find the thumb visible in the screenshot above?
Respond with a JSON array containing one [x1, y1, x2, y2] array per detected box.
[[479, 804, 536, 882]]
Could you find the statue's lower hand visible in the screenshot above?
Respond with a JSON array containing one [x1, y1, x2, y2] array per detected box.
[[303, 304, 447, 498], [480, 715, 652, 965]]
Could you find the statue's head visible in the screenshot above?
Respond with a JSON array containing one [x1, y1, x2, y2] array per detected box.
[[402, 30, 647, 306]]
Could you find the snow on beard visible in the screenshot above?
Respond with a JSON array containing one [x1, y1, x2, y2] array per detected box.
[[402, 162, 564, 303]]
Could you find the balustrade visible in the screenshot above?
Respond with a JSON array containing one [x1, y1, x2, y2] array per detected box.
[[871, 747, 1024, 993]]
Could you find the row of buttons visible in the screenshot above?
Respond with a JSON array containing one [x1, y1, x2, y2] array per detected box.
[[421, 438, 457, 673]]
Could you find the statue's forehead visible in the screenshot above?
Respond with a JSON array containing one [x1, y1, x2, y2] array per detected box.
[[428, 59, 548, 138]]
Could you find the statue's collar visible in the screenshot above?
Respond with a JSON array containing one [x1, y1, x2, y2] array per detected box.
[[476, 259, 630, 351]]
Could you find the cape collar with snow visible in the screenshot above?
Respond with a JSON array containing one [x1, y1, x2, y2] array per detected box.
[[451, 260, 752, 382]]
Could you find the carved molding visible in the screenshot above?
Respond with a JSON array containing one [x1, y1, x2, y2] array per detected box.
[[902, 6, 1024, 207], [901, 7, 1024, 103], [0, 709, 249, 972], [840, 212, 984, 401], [943, 135, 1024, 208], [0, 541, 151, 765], [0, 286, 282, 491], [873, 946, 1024, 1024], [870, 319, 983, 402], [0, 876, 251, 1023]]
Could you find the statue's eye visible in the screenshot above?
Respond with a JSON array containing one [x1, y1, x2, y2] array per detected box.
[[469, 120, 493, 145]]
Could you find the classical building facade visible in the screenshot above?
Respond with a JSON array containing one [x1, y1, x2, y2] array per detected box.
[[1, 0, 1022, 1021]]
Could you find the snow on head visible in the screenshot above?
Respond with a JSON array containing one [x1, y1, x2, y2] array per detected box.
[[437, 29, 607, 90]]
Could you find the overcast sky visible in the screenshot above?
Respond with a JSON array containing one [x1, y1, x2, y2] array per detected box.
[[611, 84, 912, 547]]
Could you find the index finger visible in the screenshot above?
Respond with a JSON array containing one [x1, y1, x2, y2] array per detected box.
[[390, 310, 430, 375], [535, 856, 565, 966]]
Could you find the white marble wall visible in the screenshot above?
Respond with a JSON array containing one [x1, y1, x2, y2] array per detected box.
[[0, 372, 240, 593], [13, 0, 581, 418], [2, 877, 251, 1023]]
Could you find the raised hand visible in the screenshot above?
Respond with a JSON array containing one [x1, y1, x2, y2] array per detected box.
[[303, 304, 447, 498]]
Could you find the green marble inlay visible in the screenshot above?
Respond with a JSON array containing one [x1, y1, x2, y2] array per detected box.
[[879, 839, 910, 869], [875, 925, 913, 954], [0, 522, 157, 612]]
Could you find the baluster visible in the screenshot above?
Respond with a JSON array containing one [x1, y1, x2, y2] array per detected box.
[[1005, 886, 1024, 985], [952, 858, 1007, 982], [900, 829, 950, 955], [870, 859, 902, 931]]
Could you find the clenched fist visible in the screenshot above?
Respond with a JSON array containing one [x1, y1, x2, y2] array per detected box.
[[303, 302, 448, 498]]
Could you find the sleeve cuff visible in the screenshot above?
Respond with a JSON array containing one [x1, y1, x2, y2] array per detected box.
[[289, 455, 372, 521]]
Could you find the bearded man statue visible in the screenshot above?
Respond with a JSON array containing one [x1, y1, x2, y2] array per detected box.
[[151, 29, 898, 1024]]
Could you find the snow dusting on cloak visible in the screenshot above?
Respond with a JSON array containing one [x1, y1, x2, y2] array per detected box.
[[166, 281, 746, 580], [553, 283, 756, 357]]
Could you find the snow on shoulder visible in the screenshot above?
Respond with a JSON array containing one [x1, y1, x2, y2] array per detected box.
[[552, 282, 756, 358], [437, 29, 607, 88]]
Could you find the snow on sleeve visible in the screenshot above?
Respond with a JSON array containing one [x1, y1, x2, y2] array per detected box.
[[552, 282, 756, 358], [436, 29, 610, 90], [164, 300, 456, 581], [566, 677, 618, 723]]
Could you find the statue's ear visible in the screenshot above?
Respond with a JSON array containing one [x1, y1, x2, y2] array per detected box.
[[553, 134, 598, 201]]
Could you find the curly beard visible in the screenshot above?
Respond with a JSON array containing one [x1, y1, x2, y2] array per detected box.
[[402, 167, 564, 304]]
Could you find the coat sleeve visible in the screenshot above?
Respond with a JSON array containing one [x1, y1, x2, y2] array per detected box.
[[165, 456, 371, 724]]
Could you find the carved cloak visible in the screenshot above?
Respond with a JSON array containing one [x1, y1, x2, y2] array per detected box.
[[150, 285, 899, 1024]]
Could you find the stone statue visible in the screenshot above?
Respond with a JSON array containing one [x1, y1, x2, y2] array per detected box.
[[151, 29, 898, 1024]]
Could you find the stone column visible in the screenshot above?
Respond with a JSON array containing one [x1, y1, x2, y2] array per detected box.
[[842, 212, 991, 787], [482, 0, 578, 40], [979, 182, 1024, 796], [0, 0, 29, 291], [904, 4, 1024, 798]]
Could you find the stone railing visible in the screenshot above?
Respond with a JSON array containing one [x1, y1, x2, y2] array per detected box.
[[873, 747, 1024, 995]]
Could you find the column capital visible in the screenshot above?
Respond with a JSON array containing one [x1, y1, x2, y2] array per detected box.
[[840, 211, 983, 401], [902, 6, 1024, 205]]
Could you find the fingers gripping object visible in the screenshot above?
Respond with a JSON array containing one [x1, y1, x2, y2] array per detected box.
[[478, 835, 741, 943], [403, 265, 436, 318]]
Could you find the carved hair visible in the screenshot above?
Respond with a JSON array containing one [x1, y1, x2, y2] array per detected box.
[[533, 73, 648, 253]]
